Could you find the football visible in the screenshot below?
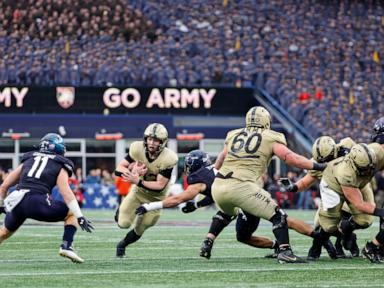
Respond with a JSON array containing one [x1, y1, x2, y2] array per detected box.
[[128, 161, 147, 176]]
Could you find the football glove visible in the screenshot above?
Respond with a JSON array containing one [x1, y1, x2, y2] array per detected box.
[[182, 201, 198, 213], [135, 205, 148, 215], [279, 178, 298, 192], [77, 217, 94, 233]]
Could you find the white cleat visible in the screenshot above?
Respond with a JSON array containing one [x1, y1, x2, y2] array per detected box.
[[59, 247, 84, 263]]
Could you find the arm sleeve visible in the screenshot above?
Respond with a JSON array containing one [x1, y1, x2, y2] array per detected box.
[[159, 168, 173, 179], [124, 148, 134, 163], [196, 196, 214, 208]]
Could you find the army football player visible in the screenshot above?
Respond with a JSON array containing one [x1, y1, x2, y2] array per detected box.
[[281, 136, 370, 259], [211, 106, 327, 263], [135, 149, 278, 259], [308, 142, 384, 263], [0, 133, 93, 263], [114, 123, 178, 257]]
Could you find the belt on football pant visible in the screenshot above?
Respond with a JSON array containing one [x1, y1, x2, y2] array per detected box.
[[216, 172, 234, 179]]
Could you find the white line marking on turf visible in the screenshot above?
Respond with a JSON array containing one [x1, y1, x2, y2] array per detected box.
[[0, 266, 382, 277]]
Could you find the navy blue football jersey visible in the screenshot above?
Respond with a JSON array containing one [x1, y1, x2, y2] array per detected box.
[[187, 165, 216, 198], [17, 151, 74, 194]]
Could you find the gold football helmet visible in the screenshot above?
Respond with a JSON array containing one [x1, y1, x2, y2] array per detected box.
[[245, 106, 271, 129], [348, 143, 376, 176], [312, 136, 337, 163], [143, 123, 168, 154]]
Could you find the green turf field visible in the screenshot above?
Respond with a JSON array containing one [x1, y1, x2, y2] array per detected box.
[[0, 209, 383, 288]]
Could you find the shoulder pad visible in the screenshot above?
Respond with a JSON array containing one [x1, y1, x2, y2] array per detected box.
[[129, 141, 144, 160], [54, 155, 74, 177], [21, 151, 36, 163], [265, 130, 287, 145]]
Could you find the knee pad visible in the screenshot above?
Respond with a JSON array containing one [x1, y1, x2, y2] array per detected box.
[[236, 228, 252, 243], [213, 211, 234, 225], [270, 208, 287, 231]]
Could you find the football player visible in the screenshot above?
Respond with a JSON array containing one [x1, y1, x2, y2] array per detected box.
[[135, 149, 278, 259], [281, 136, 371, 259], [362, 117, 384, 262], [211, 106, 327, 263], [0, 133, 93, 263], [307, 142, 384, 263], [114, 123, 178, 258]]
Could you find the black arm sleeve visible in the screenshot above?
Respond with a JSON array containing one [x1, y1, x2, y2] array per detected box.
[[197, 196, 215, 208], [124, 148, 134, 163], [159, 168, 173, 179]]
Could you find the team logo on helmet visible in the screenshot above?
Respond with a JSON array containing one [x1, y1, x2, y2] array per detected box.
[[245, 106, 271, 129], [348, 143, 376, 176], [184, 150, 211, 175], [39, 133, 66, 155], [312, 136, 336, 163]]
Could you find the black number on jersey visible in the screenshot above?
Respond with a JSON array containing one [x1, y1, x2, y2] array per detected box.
[[230, 131, 262, 154], [27, 156, 49, 179]]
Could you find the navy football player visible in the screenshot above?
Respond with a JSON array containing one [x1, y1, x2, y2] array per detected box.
[[135, 149, 277, 259], [0, 133, 93, 263], [114, 123, 178, 258]]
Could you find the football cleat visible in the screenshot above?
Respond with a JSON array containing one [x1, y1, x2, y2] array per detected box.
[[264, 247, 279, 259], [116, 240, 127, 258], [348, 233, 360, 257], [335, 237, 348, 259], [307, 240, 322, 261], [277, 246, 306, 264], [200, 238, 214, 259], [323, 239, 338, 259], [362, 242, 381, 264], [59, 246, 84, 263]]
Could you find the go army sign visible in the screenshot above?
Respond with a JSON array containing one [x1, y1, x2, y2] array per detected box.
[[0, 86, 256, 115]]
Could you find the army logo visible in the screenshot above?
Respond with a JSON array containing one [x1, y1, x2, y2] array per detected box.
[[56, 87, 75, 109]]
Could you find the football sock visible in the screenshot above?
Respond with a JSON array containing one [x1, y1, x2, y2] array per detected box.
[[62, 225, 77, 249]]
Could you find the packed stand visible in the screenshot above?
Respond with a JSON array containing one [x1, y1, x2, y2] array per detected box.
[[0, 0, 383, 141]]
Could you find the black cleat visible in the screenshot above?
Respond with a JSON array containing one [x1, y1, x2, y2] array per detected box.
[[362, 242, 381, 264], [264, 247, 279, 259], [323, 239, 337, 259], [335, 236, 348, 258], [277, 246, 307, 264], [200, 238, 214, 259], [116, 240, 127, 258], [307, 240, 322, 261], [349, 233, 359, 257]]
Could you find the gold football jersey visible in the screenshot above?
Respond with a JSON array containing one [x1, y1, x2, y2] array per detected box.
[[219, 127, 286, 182], [322, 157, 374, 195], [368, 143, 384, 171], [129, 141, 178, 200]]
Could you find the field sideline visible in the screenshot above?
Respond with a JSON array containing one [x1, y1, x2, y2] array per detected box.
[[0, 209, 383, 288]]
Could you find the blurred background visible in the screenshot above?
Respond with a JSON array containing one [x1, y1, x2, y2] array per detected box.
[[0, 0, 383, 210]]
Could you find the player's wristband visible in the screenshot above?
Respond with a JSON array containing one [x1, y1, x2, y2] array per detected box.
[[114, 170, 123, 177], [137, 179, 145, 188], [68, 199, 83, 218], [143, 201, 163, 212], [373, 208, 384, 218], [312, 162, 327, 171]]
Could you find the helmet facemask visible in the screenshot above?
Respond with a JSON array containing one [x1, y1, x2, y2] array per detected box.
[[143, 123, 168, 156]]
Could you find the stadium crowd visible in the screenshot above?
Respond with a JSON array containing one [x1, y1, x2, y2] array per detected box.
[[0, 0, 383, 140]]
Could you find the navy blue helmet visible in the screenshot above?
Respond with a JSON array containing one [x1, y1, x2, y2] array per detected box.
[[371, 117, 384, 144], [184, 150, 211, 175], [39, 133, 66, 155]]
